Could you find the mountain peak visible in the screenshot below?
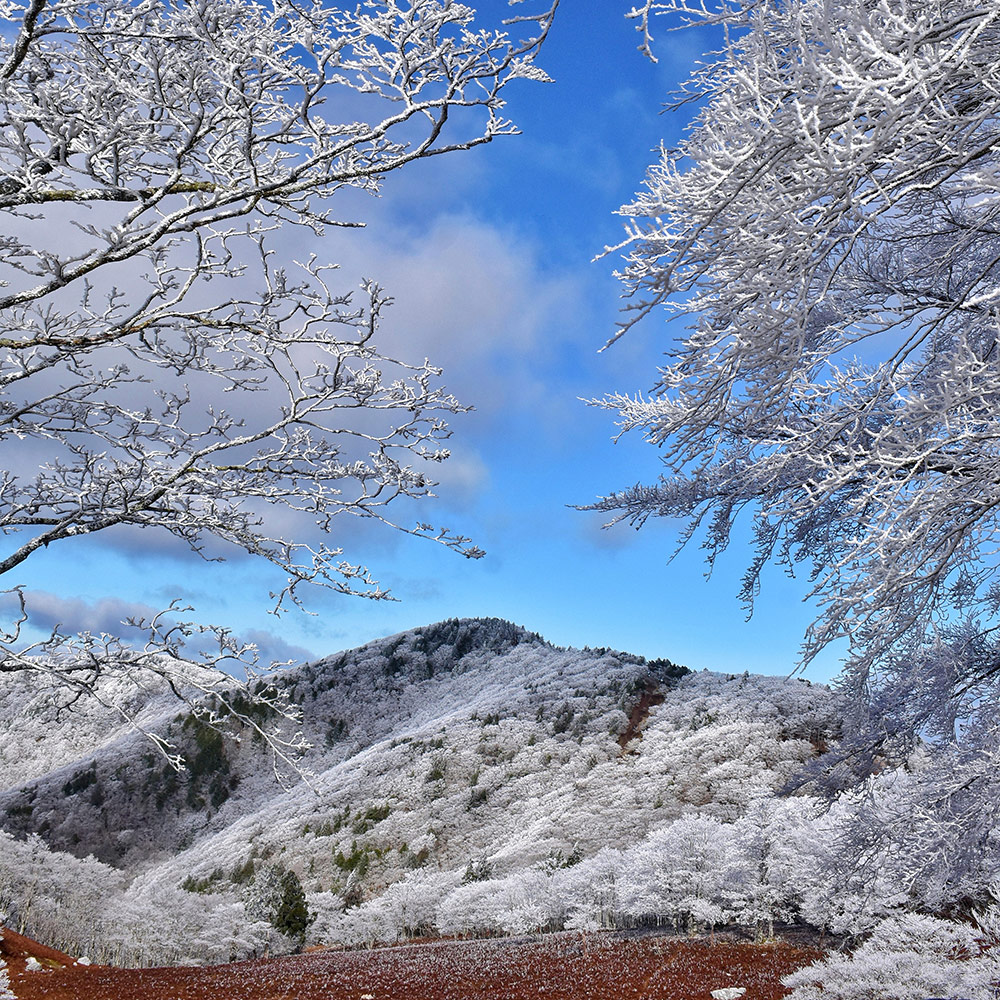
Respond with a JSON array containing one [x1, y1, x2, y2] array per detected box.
[[405, 617, 547, 657]]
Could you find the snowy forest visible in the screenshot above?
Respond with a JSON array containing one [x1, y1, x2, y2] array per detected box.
[[3, 0, 1000, 999]]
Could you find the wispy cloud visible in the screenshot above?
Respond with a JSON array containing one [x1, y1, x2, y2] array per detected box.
[[0, 589, 163, 638], [0, 588, 318, 666]]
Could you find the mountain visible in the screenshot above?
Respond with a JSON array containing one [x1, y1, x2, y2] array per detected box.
[[0, 617, 839, 966]]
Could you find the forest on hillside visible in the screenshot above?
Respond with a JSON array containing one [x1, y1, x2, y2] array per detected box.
[[0, 621, 997, 997]]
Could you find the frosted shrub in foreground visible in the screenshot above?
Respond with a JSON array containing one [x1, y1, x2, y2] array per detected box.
[[782, 911, 1000, 1000], [0, 954, 13, 1000], [0, 910, 13, 1000]]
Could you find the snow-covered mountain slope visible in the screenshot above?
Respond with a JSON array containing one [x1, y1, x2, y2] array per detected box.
[[0, 667, 191, 789], [0, 618, 840, 963], [0, 619, 835, 875], [158, 658, 836, 906], [4, 618, 998, 991]]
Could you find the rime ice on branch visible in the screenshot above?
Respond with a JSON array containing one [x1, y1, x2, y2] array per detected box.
[[596, 0, 1000, 760], [0, 0, 556, 753]]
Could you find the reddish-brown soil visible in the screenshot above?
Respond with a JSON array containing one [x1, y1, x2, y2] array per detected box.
[[619, 679, 667, 751], [4, 928, 822, 1000]]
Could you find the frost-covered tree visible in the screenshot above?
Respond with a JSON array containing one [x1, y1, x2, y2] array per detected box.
[[0, 956, 12, 1000], [0, 915, 13, 1000], [436, 877, 504, 937], [0, 0, 557, 748], [493, 868, 560, 936], [783, 909, 1000, 1000], [619, 814, 741, 933], [361, 869, 458, 941], [241, 865, 285, 925], [98, 873, 276, 967], [595, 0, 1000, 758], [0, 829, 128, 958], [733, 797, 820, 939], [555, 846, 623, 931]]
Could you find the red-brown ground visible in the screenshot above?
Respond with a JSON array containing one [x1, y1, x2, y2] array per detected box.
[[3, 927, 823, 1000]]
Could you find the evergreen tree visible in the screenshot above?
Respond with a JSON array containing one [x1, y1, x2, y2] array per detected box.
[[273, 870, 314, 944]]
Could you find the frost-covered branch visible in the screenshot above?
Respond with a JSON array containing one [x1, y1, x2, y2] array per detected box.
[[593, 0, 1000, 753], [0, 0, 557, 759], [0, 589, 309, 776]]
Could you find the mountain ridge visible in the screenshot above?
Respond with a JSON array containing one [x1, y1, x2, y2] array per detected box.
[[0, 617, 839, 967], [0, 617, 690, 867]]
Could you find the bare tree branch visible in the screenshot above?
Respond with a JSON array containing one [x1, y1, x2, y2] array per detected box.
[[0, 0, 558, 762]]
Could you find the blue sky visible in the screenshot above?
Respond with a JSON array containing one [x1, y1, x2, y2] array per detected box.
[[12, 3, 845, 683]]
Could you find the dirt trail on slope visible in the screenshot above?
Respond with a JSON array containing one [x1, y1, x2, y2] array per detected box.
[[619, 678, 666, 751], [4, 928, 821, 1000]]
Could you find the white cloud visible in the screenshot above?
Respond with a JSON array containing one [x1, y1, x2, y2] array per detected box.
[[295, 211, 585, 416], [0, 589, 162, 638], [0, 587, 318, 665], [429, 446, 490, 504]]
